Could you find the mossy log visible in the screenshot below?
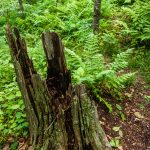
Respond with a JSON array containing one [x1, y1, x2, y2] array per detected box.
[[6, 25, 111, 150]]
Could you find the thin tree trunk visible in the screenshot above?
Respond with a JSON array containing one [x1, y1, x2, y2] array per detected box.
[[18, 0, 24, 11], [93, 0, 101, 33], [6, 25, 111, 150], [18, 0, 25, 18], [26, 0, 37, 4]]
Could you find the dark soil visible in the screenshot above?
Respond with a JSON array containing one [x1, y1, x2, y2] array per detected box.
[[97, 77, 150, 150]]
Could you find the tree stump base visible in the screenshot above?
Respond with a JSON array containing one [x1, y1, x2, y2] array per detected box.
[[6, 26, 111, 150]]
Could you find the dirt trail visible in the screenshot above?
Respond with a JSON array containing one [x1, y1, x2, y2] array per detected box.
[[98, 77, 150, 150]]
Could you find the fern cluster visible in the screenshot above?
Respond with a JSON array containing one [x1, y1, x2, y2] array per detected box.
[[65, 34, 135, 112], [114, 0, 150, 47], [132, 1, 150, 43]]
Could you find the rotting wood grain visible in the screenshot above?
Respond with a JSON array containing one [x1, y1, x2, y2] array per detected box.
[[6, 25, 112, 150]]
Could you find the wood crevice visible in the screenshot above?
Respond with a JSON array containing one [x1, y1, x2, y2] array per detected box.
[[6, 25, 112, 150]]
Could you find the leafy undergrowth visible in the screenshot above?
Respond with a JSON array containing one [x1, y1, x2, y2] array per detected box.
[[0, 37, 28, 147], [98, 76, 150, 150], [0, 35, 135, 147], [1, 76, 149, 150], [0, 0, 150, 149]]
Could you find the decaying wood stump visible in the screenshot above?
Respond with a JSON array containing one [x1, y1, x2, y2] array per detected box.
[[6, 25, 111, 150]]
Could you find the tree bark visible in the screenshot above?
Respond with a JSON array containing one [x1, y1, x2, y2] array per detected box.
[[6, 25, 111, 150], [18, 0, 25, 18], [26, 0, 37, 4], [93, 0, 101, 33], [18, 0, 24, 11]]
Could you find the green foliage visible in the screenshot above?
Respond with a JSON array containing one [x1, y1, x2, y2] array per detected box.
[[0, 37, 28, 144], [129, 50, 150, 83], [0, 0, 149, 145], [110, 138, 120, 148], [130, 1, 150, 46], [10, 141, 19, 150], [65, 36, 135, 112], [101, 31, 120, 55], [112, 0, 134, 6], [113, 0, 150, 47], [110, 0, 150, 81], [101, 0, 112, 17], [0, 82, 28, 139]]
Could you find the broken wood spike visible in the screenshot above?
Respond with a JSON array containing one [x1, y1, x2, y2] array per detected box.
[[42, 31, 71, 96]]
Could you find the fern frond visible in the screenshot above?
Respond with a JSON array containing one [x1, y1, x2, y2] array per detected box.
[[65, 48, 85, 68], [109, 48, 133, 71], [117, 72, 135, 86]]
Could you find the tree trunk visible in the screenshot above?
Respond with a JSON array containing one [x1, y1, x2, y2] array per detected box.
[[26, 0, 37, 4], [6, 25, 111, 150], [18, 0, 25, 18], [18, 0, 24, 11], [93, 0, 101, 33]]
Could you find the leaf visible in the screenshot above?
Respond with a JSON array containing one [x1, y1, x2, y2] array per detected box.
[[116, 104, 122, 111], [119, 130, 123, 137], [16, 124, 24, 130], [7, 94, 16, 100], [10, 123, 17, 128], [124, 0, 131, 4], [76, 67, 84, 76], [110, 138, 120, 148], [113, 126, 120, 132], [11, 105, 20, 110], [0, 109, 3, 115], [115, 139, 120, 147], [110, 140, 115, 147], [125, 92, 132, 98], [103, 100, 112, 113], [134, 112, 144, 119], [16, 112, 22, 119], [0, 123, 4, 130], [17, 118, 25, 123], [15, 91, 21, 97], [0, 97, 4, 102], [144, 95, 150, 102], [120, 112, 126, 121], [23, 131, 28, 136], [21, 122, 29, 128]]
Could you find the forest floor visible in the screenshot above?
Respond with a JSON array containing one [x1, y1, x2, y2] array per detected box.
[[98, 76, 150, 150], [2, 77, 150, 150]]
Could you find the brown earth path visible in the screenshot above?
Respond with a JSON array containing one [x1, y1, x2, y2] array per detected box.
[[98, 77, 150, 150]]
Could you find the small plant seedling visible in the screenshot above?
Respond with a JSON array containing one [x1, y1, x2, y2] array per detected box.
[[110, 138, 120, 148]]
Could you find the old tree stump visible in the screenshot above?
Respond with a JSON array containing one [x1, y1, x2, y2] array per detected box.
[[6, 26, 112, 150]]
